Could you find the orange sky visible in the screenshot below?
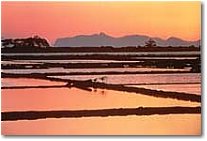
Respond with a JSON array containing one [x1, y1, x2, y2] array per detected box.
[[1, 1, 201, 44]]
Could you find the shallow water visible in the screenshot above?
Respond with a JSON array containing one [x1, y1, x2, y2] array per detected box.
[[2, 59, 142, 64], [128, 84, 201, 95], [2, 67, 190, 74], [2, 114, 201, 135], [1, 51, 200, 56], [1, 61, 42, 65], [1, 56, 201, 135], [1, 78, 66, 87], [1, 87, 200, 112], [2, 57, 197, 64], [49, 73, 201, 85], [1, 77, 201, 135]]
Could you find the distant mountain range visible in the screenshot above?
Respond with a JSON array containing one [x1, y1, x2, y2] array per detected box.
[[54, 32, 200, 47]]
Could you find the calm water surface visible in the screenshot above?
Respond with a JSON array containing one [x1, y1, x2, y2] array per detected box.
[[2, 115, 201, 135], [1, 78, 201, 135], [2, 67, 190, 74], [2, 51, 200, 56], [2, 79, 200, 112], [1, 55, 201, 135], [49, 73, 200, 85]]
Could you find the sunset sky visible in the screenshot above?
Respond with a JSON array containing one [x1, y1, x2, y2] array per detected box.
[[1, 1, 201, 44]]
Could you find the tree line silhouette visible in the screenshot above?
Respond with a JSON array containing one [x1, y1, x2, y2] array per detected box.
[[144, 38, 157, 47], [2, 36, 157, 48], [1, 36, 50, 48]]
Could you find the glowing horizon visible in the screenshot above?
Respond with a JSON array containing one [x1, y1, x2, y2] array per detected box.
[[1, 1, 201, 44]]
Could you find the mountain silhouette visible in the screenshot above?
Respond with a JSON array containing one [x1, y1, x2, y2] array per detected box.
[[54, 32, 200, 47]]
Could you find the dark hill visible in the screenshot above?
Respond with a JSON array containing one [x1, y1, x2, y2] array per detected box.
[[54, 32, 200, 47]]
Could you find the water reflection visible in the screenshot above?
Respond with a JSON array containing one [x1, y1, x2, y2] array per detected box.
[[129, 84, 201, 95], [1, 78, 66, 87], [1, 51, 200, 56], [2, 115, 201, 135], [2, 87, 200, 112], [2, 57, 197, 64], [1, 71, 201, 135], [49, 73, 201, 85], [2, 67, 190, 74]]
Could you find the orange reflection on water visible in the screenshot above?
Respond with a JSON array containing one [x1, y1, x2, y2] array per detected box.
[[2, 114, 201, 135], [2, 86, 200, 112], [1, 78, 201, 135], [131, 84, 201, 95], [1, 78, 66, 87]]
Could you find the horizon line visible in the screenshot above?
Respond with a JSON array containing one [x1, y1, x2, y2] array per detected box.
[[1, 32, 201, 44]]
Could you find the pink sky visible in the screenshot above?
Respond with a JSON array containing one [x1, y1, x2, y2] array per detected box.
[[1, 1, 201, 44]]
